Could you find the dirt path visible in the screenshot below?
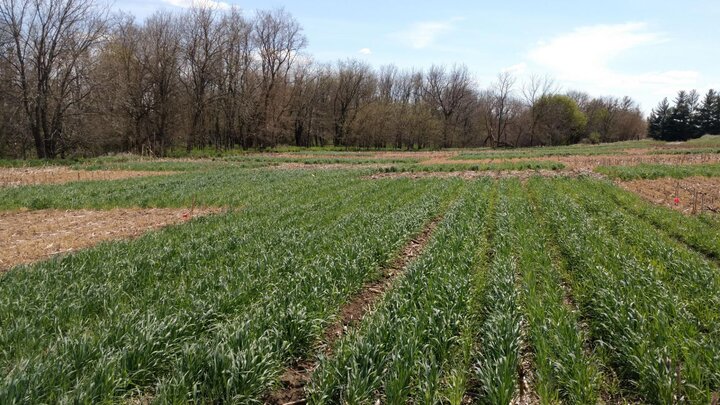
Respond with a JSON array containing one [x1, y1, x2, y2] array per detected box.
[[0, 167, 177, 187], [266, 216, 443, 404], [0, 207, 224, 271]]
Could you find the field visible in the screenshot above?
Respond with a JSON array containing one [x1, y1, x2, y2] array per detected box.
[[1, 137, 720, 404]]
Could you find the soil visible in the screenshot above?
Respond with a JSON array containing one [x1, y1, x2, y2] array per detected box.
[[618, 176, 720, 215], [0, 207, 224, 271], [0, 167, 177, 187], [265, 216, 442, 405]]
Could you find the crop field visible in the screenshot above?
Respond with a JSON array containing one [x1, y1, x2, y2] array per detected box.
[[1, 138, 720, 404]]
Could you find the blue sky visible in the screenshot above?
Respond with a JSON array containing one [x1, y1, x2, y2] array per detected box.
[[114, 0, 720, 113]]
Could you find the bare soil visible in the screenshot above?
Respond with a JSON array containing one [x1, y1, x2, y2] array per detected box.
[[265, 216, 442, 405], [0, 207, 224, 271], [0, 167, 176, 187], [619, 176, 720, 215]]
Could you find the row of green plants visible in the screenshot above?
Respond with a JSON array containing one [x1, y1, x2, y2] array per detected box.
[[308, 181, 494, 404], [595, 163, 720, 179], [504, 181, 601, 403], [529, 178, 720, 403], [562, 179, 720, 330], [379, 161, 564, 174], [0, 172, 459, 402], [471, 183, 522, 404], [0, 168, 369, 210], [590, 179, 720, 260]]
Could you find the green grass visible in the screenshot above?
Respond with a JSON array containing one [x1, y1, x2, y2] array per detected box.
[[309, 181, 493, 404], [0, 171, 459, 403], [379, 160, 564, 173], [3, 161, 720, 403], [686, 134, 720, 147], [529, 177, 720, 403], [648, 147, 720, 155], [596, 163, 720, 180], [0, 168, 372, 210]]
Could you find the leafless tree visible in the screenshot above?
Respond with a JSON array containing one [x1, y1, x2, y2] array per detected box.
[[180, 5, 223, 151], [481, 72, 517, 147], [0, 0, 108, 158], [331, 59, 374, 145], [423, 64, 473, 148], [520, 74, 556, 146], [217, 7, 255, 148], [253, 8, 306, 146]]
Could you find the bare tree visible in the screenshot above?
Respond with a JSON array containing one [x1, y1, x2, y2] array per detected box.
[[331, 59, 374, 146], [520, 74, 556, 146], [423, 64, 473, 148], [180, 5, 223, 151], [140, 11, 181, 155], [0, 0, 108, 158], [481, 72, 516, 147], [217, 7, 255, 148], [252, 8, 306, 147]]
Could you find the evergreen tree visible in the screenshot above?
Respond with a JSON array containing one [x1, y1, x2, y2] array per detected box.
[[715, 90, 720, 134], [697, 89, 716, 135], [667, 90, 693, 140], [648, 98, 672, 140], [687, 89, 703, 137]]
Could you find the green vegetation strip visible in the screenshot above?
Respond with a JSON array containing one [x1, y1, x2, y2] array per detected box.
[[529, 178, 720, 403], [472, 182, 523, 404], [503, 180, 600, 403], [308, 181, 493, 404], [0, 173, 458, 402], [593, 180, 720, 259], [560, 179, 720, 336], [596, 163, 720, 180], [0, 169, 371, 210], [380, 161, 564, 173]]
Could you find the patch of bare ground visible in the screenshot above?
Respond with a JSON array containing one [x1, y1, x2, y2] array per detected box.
[[366, 169, 604, 181], [266, 216, 443, 405], [0, 167, 177, 187], [619, 176, 720, 215], [0, 207, 224, 271]]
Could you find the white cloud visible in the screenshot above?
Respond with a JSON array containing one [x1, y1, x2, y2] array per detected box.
[[393, 18, 462, 49], [358, 48, 372, 55], [163, 0, 231, 10], [503, 62, 527, 75], [526, 22, 699, 111]]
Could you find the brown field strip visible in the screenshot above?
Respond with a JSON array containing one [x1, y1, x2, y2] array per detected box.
[[0, 167, 177, 187], [266, 216, 443, 405], [0, 207, 224, 271], [619, 176, 720, 215]]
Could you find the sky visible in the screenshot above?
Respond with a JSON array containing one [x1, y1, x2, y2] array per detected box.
[[112, 0, 720, 114]]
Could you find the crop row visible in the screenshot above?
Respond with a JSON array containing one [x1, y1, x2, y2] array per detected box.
[[529, 178, 720, 403], [595, 162, 720, 180], [502, 180, 600, 403], [379, 160, 564, 173], [308, 180, 494, 404], [591, 179, 720, 260], [0, 174, 458, 402]]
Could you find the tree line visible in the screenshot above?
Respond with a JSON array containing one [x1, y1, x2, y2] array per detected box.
[[648, 89, 720, 141], [0, 0, 647, 158]]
